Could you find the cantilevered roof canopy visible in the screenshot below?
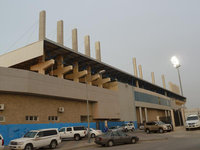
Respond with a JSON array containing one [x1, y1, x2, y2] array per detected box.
[[43, 39, 186, 101]]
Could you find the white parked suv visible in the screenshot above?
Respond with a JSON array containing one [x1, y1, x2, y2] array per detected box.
[[0, 134, 4, 150], [9, 128, 61, 150], [59, 126, 86, 141], [121, 123, 135, 131], [186, 114, 200, 130]]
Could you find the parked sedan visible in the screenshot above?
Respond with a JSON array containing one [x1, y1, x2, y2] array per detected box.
[[87, 128, 102, 138], [95, 130, 139, 147]]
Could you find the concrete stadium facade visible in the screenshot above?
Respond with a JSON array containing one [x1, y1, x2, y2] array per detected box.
[[0, 11, 186, 129]]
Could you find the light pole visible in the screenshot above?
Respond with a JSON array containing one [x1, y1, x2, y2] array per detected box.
[[86, 69, 105, 143], [170, 56, 184, 126], [170, 56, 183, 96]]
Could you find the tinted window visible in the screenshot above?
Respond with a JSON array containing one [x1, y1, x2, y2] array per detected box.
[[44, 130, 57, 136], [37, 131, 44, 137], [59, 128, 65, 132], [74, 126, 85, 131], [146, 122, 153, 125], [24, 131, 37, 138], [67, 128, 72, 131], [112, 131, 118, 136], [117, 131, 127, 136]]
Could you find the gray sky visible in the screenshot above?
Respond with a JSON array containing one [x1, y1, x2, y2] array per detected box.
[[0, 0, 199, 108]]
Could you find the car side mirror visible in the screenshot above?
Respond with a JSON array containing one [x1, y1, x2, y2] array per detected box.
[[36, 135, 39, 138]]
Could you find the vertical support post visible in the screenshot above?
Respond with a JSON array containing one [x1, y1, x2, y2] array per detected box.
[[84, 35, 91, 57], [162, 74, 166, 89], [171, 110, 176, 130], [86, 84, 90, 143], [57, 20, 64, 45], [132, 57, 138, 77], [181, 107, 186, 126], [72, 28, 78, 51], [151, 72, 155, 84], [39, 10, 46, 40], [132, 57, 139, 87], [165, 110, 168, 117], [138, 65, 143, 79], [144, 108, 148, 122], [95, 41, 101, 61], [139, 107, 143, 124]]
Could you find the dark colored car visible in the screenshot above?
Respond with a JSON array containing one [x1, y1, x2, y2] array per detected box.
[[95, 130, 139, 147]]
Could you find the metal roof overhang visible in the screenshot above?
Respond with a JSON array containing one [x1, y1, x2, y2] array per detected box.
[[44, 39, 186, 102]]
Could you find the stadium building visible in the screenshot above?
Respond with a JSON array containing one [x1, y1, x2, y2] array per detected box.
[[0, 11, 186, 129]]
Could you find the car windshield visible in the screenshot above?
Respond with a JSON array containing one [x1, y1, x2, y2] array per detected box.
[[156, 121, 165, 125], [24, 131, 37, 138], [187, 116, 198, 121]]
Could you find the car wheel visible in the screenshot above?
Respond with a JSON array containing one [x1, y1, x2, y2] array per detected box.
[[159, 128, 164, 133], [91, 133, 96, 138], [146, 129, 150, 134], [74, 134, 80, 141], [24, 144, 33, 150], [131, 138, 136, 144], [49, 140, 57, 149], [107, 140, 114, 147]]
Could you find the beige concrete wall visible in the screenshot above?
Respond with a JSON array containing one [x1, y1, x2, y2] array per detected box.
[[0, 41, 44, 67], [117, 83, 137, 121], [0, 93, 93, 125], [147, 108, 165, 121], [0, 67, 120, 120]]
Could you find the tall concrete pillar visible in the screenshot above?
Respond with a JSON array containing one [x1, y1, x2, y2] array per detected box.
[[57, 20, 64, 45], [132, 57, 138, 77], [138, 65, 143, 79], [139, 107, 143, 124], [151, 72, 155, 84], [162, 74, 166, 89], [72, 28, 78, 51], [95, 41, 101, 61], [165, 110, 168, 117], [170, 110, 176, 130], [144, 108, 148, 122], [84, 35, 90, 57], [39, 10, 46, 40], [133, 57, 139, 87], [181, 108, 186, 126]]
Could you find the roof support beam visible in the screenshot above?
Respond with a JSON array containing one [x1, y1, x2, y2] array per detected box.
[[30, 59, 55, 75], [51, 55, 73, 78], [65, 62, 88, 82], [92, 75, 111, 88]]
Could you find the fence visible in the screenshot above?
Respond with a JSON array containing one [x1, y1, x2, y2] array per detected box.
[[0, 122, 96, 145], [0, 120, 137, 145]]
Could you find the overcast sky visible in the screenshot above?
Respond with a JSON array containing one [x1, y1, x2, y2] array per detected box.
[[0, 0, 199, 108]]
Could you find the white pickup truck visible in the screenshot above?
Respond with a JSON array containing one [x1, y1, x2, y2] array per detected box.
[[186, 114, 200, 130], [59, 126, 86, 141]]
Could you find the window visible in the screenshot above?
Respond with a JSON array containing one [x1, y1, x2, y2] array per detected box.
[[48, 116, 58, 121], [43, 130, 57, 136], [67, 128, 72, 132], [0, 116, 5, 122], [59, 128, 65, 132], [25, 116, 38, 121], [37, 131, 44, 137], [74, 126, 86, 131]]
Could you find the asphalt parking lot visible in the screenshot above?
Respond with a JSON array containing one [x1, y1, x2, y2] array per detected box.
[[54, 128, 200, 150], [5, 128, 200, 150]]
